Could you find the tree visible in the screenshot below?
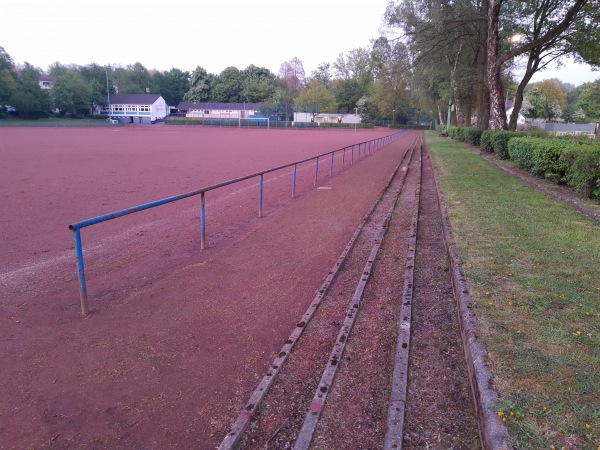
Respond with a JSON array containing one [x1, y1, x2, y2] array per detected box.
[[212, 66, 244, 102], [155, 68, 189, 106], [333, 79, 365, 113], [241, 65, 276, 102], [384, 0, 483, 127], [333, 48, 373, 88], [52, 71, 93, 116], [278, 57, 306, 94], [78, 63, 112, 109], [487, 0, 599, 129], [0, 46, 17, 107], [122, 62, 151, 94], [184, 66, 214, 102], [9, 63, 51, 118], [310, 63, 333, 87], [574, 79, 600, 119], [293, 80, 337, 113]]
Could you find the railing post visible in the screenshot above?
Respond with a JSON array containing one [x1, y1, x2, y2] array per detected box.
[[342, 147, 345, 167], [330, 152, 334, 177], [314, 156, 319, 186], [351, 145, 354, 165], [292, 163, 297, 198], [200, 192, 206, 250], [73, 227, 89, 316], [259, 174, 264, 217]]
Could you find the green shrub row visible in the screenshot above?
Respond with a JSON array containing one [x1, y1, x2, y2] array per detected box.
[[508, 138, 571, 181], [508, 137, 600, 198], [448, 126, 483, 146], [481, 130, 527, 159]]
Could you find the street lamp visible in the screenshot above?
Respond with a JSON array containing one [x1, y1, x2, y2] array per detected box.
[[392, 109, 395, 126], [355, 107, 358, 131]]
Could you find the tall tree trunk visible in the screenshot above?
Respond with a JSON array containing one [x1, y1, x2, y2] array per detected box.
[[487, 0, 508, 130], [477, 0, 490, 130], [508, 51, 540, 130], [464, 102, 473, 127]]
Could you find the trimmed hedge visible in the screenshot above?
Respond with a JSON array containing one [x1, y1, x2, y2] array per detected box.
[[480, 130, 495, 152], [508, 138, 570, 182], [446, 126, 483, 146], [491, 131, 527, 159], [563, 147, 600, 198], [507, 137, 600, 198]]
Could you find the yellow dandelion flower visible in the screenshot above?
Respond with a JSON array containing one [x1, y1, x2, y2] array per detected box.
[[542, 406, 548, 411], [508, 301, 513, 306], [586, 423, 591, 430], [497, 411, 505, 417], [516, 330, 521, 334], [573, 331, 581, 337], [488, 301, 494, 306], [508, 273, 513, 277], [485, 292, 490, 296], [502, 417, 506, 422], [510, 411, 515, 416]]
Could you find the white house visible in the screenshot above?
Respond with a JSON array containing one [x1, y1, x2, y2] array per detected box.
[[294, 112, 361, 125], [39, 74, 52, 90], [176, 102, 261, 120], [100, 94, 168, 124]]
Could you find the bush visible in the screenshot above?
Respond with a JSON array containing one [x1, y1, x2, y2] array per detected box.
[[562, 147, 600, 198], [492, 131, 526, 159], [448, 126, 463, 140], [463, 128, 483, 146], [509, 138, 600, 185], [480, 130, 495, 152]]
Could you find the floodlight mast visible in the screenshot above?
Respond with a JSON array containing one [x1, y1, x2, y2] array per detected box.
[[106, 68, 110, 112]]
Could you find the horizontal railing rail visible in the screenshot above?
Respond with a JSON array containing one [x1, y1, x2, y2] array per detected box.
[[69, 131, 408, 315]]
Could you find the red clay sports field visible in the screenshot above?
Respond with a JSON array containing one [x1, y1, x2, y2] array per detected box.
[[0, 125, 416, 448]]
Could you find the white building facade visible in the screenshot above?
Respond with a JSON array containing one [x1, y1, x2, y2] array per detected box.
[[101, 94, 168, 124]]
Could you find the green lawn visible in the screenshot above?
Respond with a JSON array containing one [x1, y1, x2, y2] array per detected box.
[[427, 132, 599, 449]]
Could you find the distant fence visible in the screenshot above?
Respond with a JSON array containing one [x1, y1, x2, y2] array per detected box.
[[69, 131, 409, 315]]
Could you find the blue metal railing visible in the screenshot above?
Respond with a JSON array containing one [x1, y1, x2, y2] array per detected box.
[[69, 131, 408, 315]]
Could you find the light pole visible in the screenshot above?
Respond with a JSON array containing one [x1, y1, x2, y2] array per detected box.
[[392, 109, 395, 126], [354, 107, 358, 131]]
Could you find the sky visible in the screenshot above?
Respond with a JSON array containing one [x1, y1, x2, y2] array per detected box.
[[1, 0, 391, 77], [1, 1, 598, 86]]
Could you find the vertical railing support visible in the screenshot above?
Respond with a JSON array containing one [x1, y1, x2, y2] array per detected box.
[[314, 156, 319, 186], [330, 152, 334, 177], [292, 163, 297, 198], [200, 192, 206, 250], [351, 145, 354, 165], [259, 174, 264, 218], [73, 228, 89, 316], [342, 147, 345, 167]]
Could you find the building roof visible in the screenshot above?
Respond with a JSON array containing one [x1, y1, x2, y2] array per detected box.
[[543, 123, 597, 132], [176, 102, 261, 110], [107, 94, 163, 105], [39, 74, 52, 82]]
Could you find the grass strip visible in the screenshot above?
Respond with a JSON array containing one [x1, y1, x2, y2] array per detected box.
[[426, 131, 599, 449]]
